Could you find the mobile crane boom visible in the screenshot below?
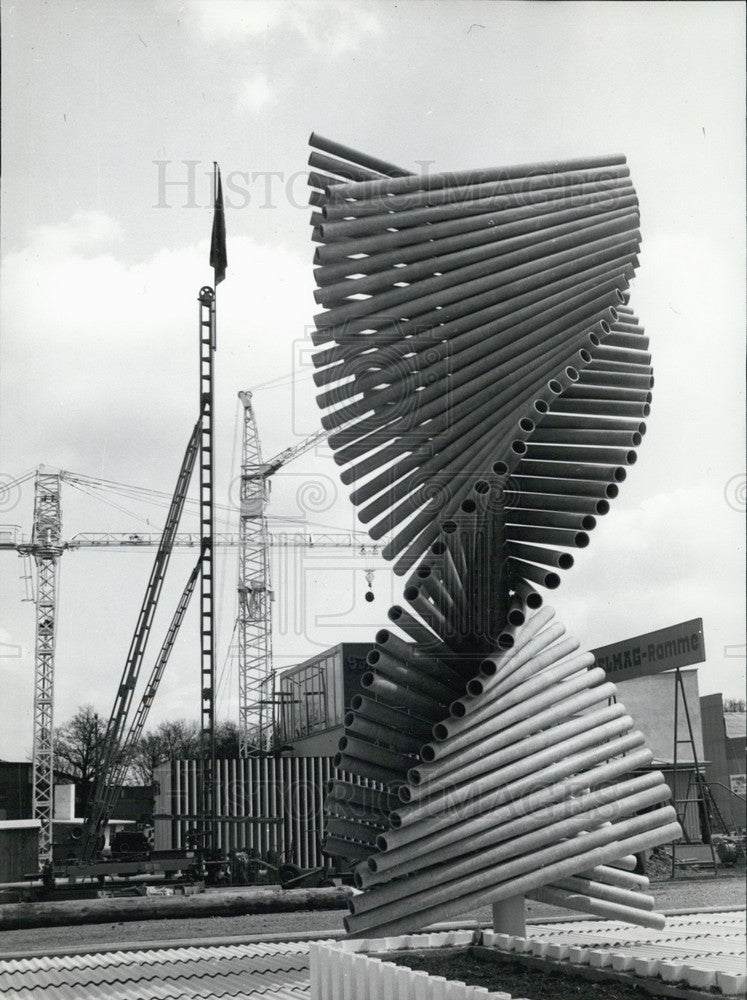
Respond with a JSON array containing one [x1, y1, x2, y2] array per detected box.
[[81, 418, 202, 861]]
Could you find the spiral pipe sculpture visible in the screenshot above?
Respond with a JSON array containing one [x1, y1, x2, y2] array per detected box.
[[305, 133, 681, 937]]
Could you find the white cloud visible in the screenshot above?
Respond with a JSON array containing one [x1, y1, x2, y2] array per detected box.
[[28, 211, 123, 256], [237, 72, 276, 113], [189, 0, 382, 55]]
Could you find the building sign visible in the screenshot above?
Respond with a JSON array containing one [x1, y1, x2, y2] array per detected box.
[[591, 618, 705, 682]]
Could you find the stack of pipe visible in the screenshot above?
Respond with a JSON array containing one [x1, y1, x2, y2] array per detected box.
[[308, 134, 648, 580], [304, 135, 679, 935], [343, 607, 678, 935]]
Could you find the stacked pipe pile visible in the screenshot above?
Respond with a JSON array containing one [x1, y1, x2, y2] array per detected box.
[[306, 134, 681, 936]]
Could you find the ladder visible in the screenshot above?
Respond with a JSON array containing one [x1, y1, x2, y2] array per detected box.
[[670, 666, 719, 877], [198, 286, 217, 847]]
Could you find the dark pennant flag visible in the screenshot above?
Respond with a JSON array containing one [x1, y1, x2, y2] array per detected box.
[[210, 163, 227, 285]]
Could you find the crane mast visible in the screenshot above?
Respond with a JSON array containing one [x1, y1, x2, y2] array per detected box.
[[237, 391, 272, 756], [235, 393, 333, 756], [26, 470, 63, 865]]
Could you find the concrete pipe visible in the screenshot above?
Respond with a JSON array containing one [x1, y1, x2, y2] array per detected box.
[[355, 780, 669, 913], [359, 671, 449, 719], [370, 747, 656, 877], [314, 199, 638, 286], [527, 885, 662, 929], [349, 695, 436, 741], [345, 808, 678, 935]]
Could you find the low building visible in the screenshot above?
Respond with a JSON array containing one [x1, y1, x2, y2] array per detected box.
[[700, 693, 746, 832], [616, 668, 708, 842], [277, 643, 372, 755], [0, 760, 32, 821], [0, 819, 40, 882]]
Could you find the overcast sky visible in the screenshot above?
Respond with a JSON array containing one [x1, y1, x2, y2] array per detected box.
[[1, 1, 744, 761]]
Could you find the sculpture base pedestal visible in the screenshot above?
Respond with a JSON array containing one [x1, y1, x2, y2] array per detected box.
[[492, 895, 525, 935]]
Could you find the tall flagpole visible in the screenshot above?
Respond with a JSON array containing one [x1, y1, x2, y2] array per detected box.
[[199, 163, 226, 851]]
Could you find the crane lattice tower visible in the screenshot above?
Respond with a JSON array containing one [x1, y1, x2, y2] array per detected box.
[[237, 391, 273, 755]]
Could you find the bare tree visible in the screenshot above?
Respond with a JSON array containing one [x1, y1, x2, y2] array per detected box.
[[723, 697, 746, 713], [53, 705, 109, 815], [131, 719, 242, 783], [131, 719, 201, 784]]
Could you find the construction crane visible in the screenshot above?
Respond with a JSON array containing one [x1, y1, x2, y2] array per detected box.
[[236, 390, 343, 756], [1, 462, 381, 864], [80, 418, 203, 862]]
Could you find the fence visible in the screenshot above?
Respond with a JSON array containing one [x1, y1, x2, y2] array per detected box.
[[154, 757, 360, 868]]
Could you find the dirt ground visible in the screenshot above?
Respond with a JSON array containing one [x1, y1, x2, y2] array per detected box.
[[391, 951, 657, 1000], [0, 874, 743, 956]]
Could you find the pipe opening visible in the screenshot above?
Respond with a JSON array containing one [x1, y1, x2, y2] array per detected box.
[[344, 712, 354, 727], [526, 591, 543, 608], [367, 857, 378, 872], [367, 650, 381, 665], [492, 460, 509, 476], [511, 440, 527, 455], [582, 515, 596, 530], [632, 432, 642, 446], [449, 700, 467, 718], [548, 379, 562, 395], [442, 520, 457, 534], [431, 541, 446, 555], [420, 744, 436, 762], [508, 607, 525, 626], [433, 722, 449, 741], [375, 629, 391, 644], [575, 532, 590, 548], [534, 399, 549, 414], [461, 499, 477, 513], [588, 332, 600, 347], [467, 678, 484, 696], [604, 483, 619, 498], [361, 671, 375, 687], [557, 553, 574, 570], [579, 349, 592, 363], [474, 480, 491, 494], [350, 695, 363, 711], [613, 467, 627, 482], [353, 872, 364, 889], [416, 566, 431, 579], [607, 310, 617, 324], [333, 753, 343, 767], [375, 835, 388, 851], [616, 289, 625, 303], [545, 572, 561, 589], [638, 421, 647, 435], [520, 417, 535, 433], [566, 366, 580, 381], [626, 450, 637, 464], [389, 605, 403, 620], [404, 586, 419, 601], [497, 632, 515, 650], [642, 403, 651, 416]]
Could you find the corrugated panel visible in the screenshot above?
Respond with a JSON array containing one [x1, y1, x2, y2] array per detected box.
[[0, 939, 315, 999], [154, 756, 370, 869]]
